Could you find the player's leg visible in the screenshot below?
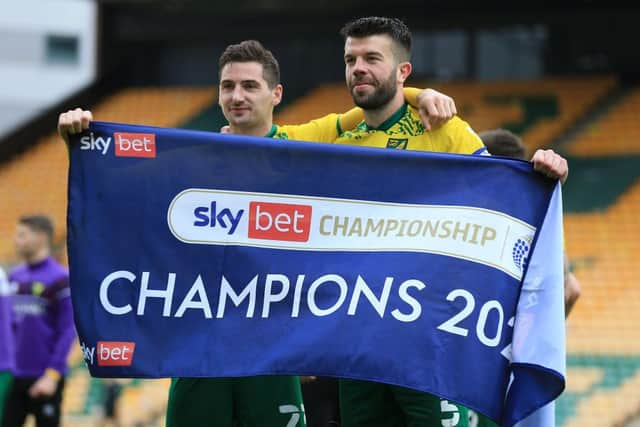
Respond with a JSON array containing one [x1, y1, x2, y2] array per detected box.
[[165, 378, 233, 427], [338, 379, 404, 427], [234, 375, 306, 427], [0, 371, 12, 425], [1, 377, 31, 427], [31, 377, 65, 427], [390, 385, 469, 427], [300, 376, 340, 427]]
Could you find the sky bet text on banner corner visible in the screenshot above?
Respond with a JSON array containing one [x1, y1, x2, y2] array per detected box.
[[67, 122, 566, 426]]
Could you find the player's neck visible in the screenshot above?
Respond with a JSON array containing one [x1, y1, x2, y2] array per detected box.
[[363, 88, 405, 129], [230, 121, 274, 138], [25, 247, 50, 266]]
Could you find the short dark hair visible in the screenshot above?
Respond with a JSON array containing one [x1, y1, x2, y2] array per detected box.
[[19, 215, 54, 245], [340, 17, 412, 62], [479, 129, 528, 160], [218, 40, 280, 88]]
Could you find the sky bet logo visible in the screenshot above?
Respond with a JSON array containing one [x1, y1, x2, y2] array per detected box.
[[79, 132, 156, 158], [248, 201, 312, 242], [81, 341, 136, 367], [80, 132, 111, 155], [114, 133, 156, 158], [191, 200, 312, 242]]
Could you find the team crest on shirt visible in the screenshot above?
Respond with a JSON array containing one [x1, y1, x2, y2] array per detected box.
[[31, 281, 45, 296], [386, 138, 408, 150]]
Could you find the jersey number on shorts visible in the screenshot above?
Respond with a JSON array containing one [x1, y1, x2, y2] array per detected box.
[[441, 400, 460, 427], [279, 404, 305, 427]]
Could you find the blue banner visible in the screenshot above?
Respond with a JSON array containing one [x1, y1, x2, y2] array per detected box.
[[67, 122, 565, 426]]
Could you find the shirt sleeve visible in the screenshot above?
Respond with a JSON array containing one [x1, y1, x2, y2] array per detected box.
[[443, 117, 488, 155], [403, 87, 423, 108], [278, 113, 343, 143], [337, 107, 364, 133], [47, 277, 76, 375]]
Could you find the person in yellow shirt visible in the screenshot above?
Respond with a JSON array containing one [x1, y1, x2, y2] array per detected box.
[[333, 17, 568, 427]]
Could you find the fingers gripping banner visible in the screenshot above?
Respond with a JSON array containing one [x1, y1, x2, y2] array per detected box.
[[67, 122, 565, 426]]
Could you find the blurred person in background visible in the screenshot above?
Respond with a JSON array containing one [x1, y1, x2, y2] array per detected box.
[[2, 215, 75, 427], [0, 266, 14, 425], [99, 379, 123, 427]]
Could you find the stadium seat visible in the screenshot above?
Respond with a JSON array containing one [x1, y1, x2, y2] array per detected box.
[[0, 87, 217, 261], [566, 87, 640, 156]]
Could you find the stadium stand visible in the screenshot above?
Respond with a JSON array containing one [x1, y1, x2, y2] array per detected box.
[[565, 87, 640, 156], [0, 87, 217, 263], [553, 81, 640, 426]]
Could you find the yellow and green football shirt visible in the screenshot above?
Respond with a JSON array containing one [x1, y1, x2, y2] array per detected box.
[[266, 87, 434, 144], [269, 103, 369, 143], [334, 102, 487, 155], [267, 112, 345, 142]]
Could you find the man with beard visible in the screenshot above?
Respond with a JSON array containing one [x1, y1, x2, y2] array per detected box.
[[334, 17, 568, 427]]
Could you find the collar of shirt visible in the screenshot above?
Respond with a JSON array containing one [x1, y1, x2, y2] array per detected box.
[[264, 125, 277, 138], [362, 102, 408, 132]]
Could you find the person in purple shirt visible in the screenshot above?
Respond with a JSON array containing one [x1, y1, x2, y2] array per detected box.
[[0, 266, 14, 425], [2, 215, 75, 427]]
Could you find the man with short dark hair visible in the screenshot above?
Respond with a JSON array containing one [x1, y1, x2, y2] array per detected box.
[[478, 129, 527, 160], [2, 215, 75, 427], [334, 17, 568, 427], [335, 17, 483, 427]]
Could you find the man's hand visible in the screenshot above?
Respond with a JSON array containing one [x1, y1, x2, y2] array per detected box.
[[28, 373, 58, 398], [416, 89, 457, 131], [531, 149, 569, 184], [58, 108, 93, 144]]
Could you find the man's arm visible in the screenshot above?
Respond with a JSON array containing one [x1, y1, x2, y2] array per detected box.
[[29, 281, 75, 398], [402, 87, 457, 131], [338, 87, 458, 132], [279, 87, 460, 141]]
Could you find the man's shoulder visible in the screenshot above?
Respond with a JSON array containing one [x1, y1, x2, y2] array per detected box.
[[435, 115, 473, 133], [49, 260, 70, 281], [275, 113, 341, 143], [8, 263, 27, 280], [37, 258, 69, 284]]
